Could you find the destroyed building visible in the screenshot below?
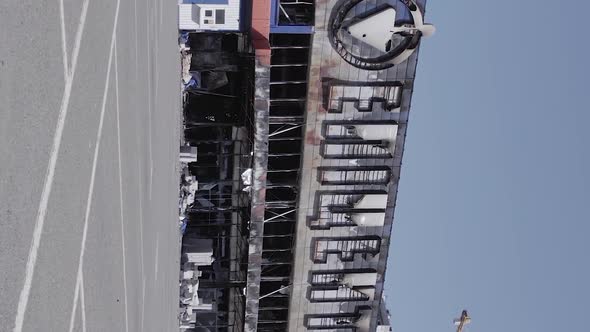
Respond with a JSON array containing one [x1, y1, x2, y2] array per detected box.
[[177, 0, 432, 331]]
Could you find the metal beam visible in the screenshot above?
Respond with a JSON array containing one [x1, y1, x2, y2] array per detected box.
[[269, 124, 303, 137], [263, 209, 296, 223], [259, 285, 291, 300]]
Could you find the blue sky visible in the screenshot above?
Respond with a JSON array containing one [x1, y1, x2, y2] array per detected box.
[[385, 1, 590, 332]]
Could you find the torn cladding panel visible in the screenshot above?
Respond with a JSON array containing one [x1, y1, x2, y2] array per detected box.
[[178, 29, 255, 332]]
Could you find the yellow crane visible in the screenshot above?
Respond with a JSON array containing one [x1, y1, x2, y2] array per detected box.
[[453, 310, 471, 332]]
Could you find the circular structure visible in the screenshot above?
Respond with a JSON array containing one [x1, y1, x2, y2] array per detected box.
[[328, 0, 432, 70]]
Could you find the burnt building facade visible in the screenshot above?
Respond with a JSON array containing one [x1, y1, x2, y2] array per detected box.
[[178, 0, 431, 331], [179, 30, 255, 331]]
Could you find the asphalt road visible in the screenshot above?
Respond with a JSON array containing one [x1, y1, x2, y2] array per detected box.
[[0, 0, 181, 331]]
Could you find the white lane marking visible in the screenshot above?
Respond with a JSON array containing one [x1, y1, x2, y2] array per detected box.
[[80, 273, 87, 332], [115, 38, 130, 332], [59, 0, 68, 78], [133, 0, 139, 82], [67, 0, 120, 330], [141, 278, 146, 332], [153, 0, 159, 101], [13, 0, 89, 330], [136, 91, 146, 332], [154, 235, 159, 281], [70, 0, 90, 78], [135, 90, 146, 331], [133, 0, 139, 84], [158, 0, 162, 28], [67, 272, 81, 332], [146, 3, 153, 201]]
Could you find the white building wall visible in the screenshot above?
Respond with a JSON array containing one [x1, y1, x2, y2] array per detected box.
[[178, 1, 241, 31]]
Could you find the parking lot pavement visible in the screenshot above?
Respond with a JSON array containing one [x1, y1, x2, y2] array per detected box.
[[0, 0, 181, 330]]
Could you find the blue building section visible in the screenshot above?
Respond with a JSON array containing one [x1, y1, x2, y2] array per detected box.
[[270, 0, 314, 34], [268, 0, 416, 34]]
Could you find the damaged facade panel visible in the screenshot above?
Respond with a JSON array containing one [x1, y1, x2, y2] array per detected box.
[[255, 33, 312, 332], [177, 0, 431, 331], [243, 62, 270, 332], [288, 0, 432, 331], [178, 28, 254, 332]]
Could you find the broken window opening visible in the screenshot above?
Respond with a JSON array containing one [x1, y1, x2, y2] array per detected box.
[[268, 156, 301, 173], [270, 33, 312, 48], [271, 66, 309, 82], [269, 100, 306, 117], [271, 48, 310, 65], [268, 139, 303, 154], [277, 0, 315, 26], [270, 83, 308, 99]]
